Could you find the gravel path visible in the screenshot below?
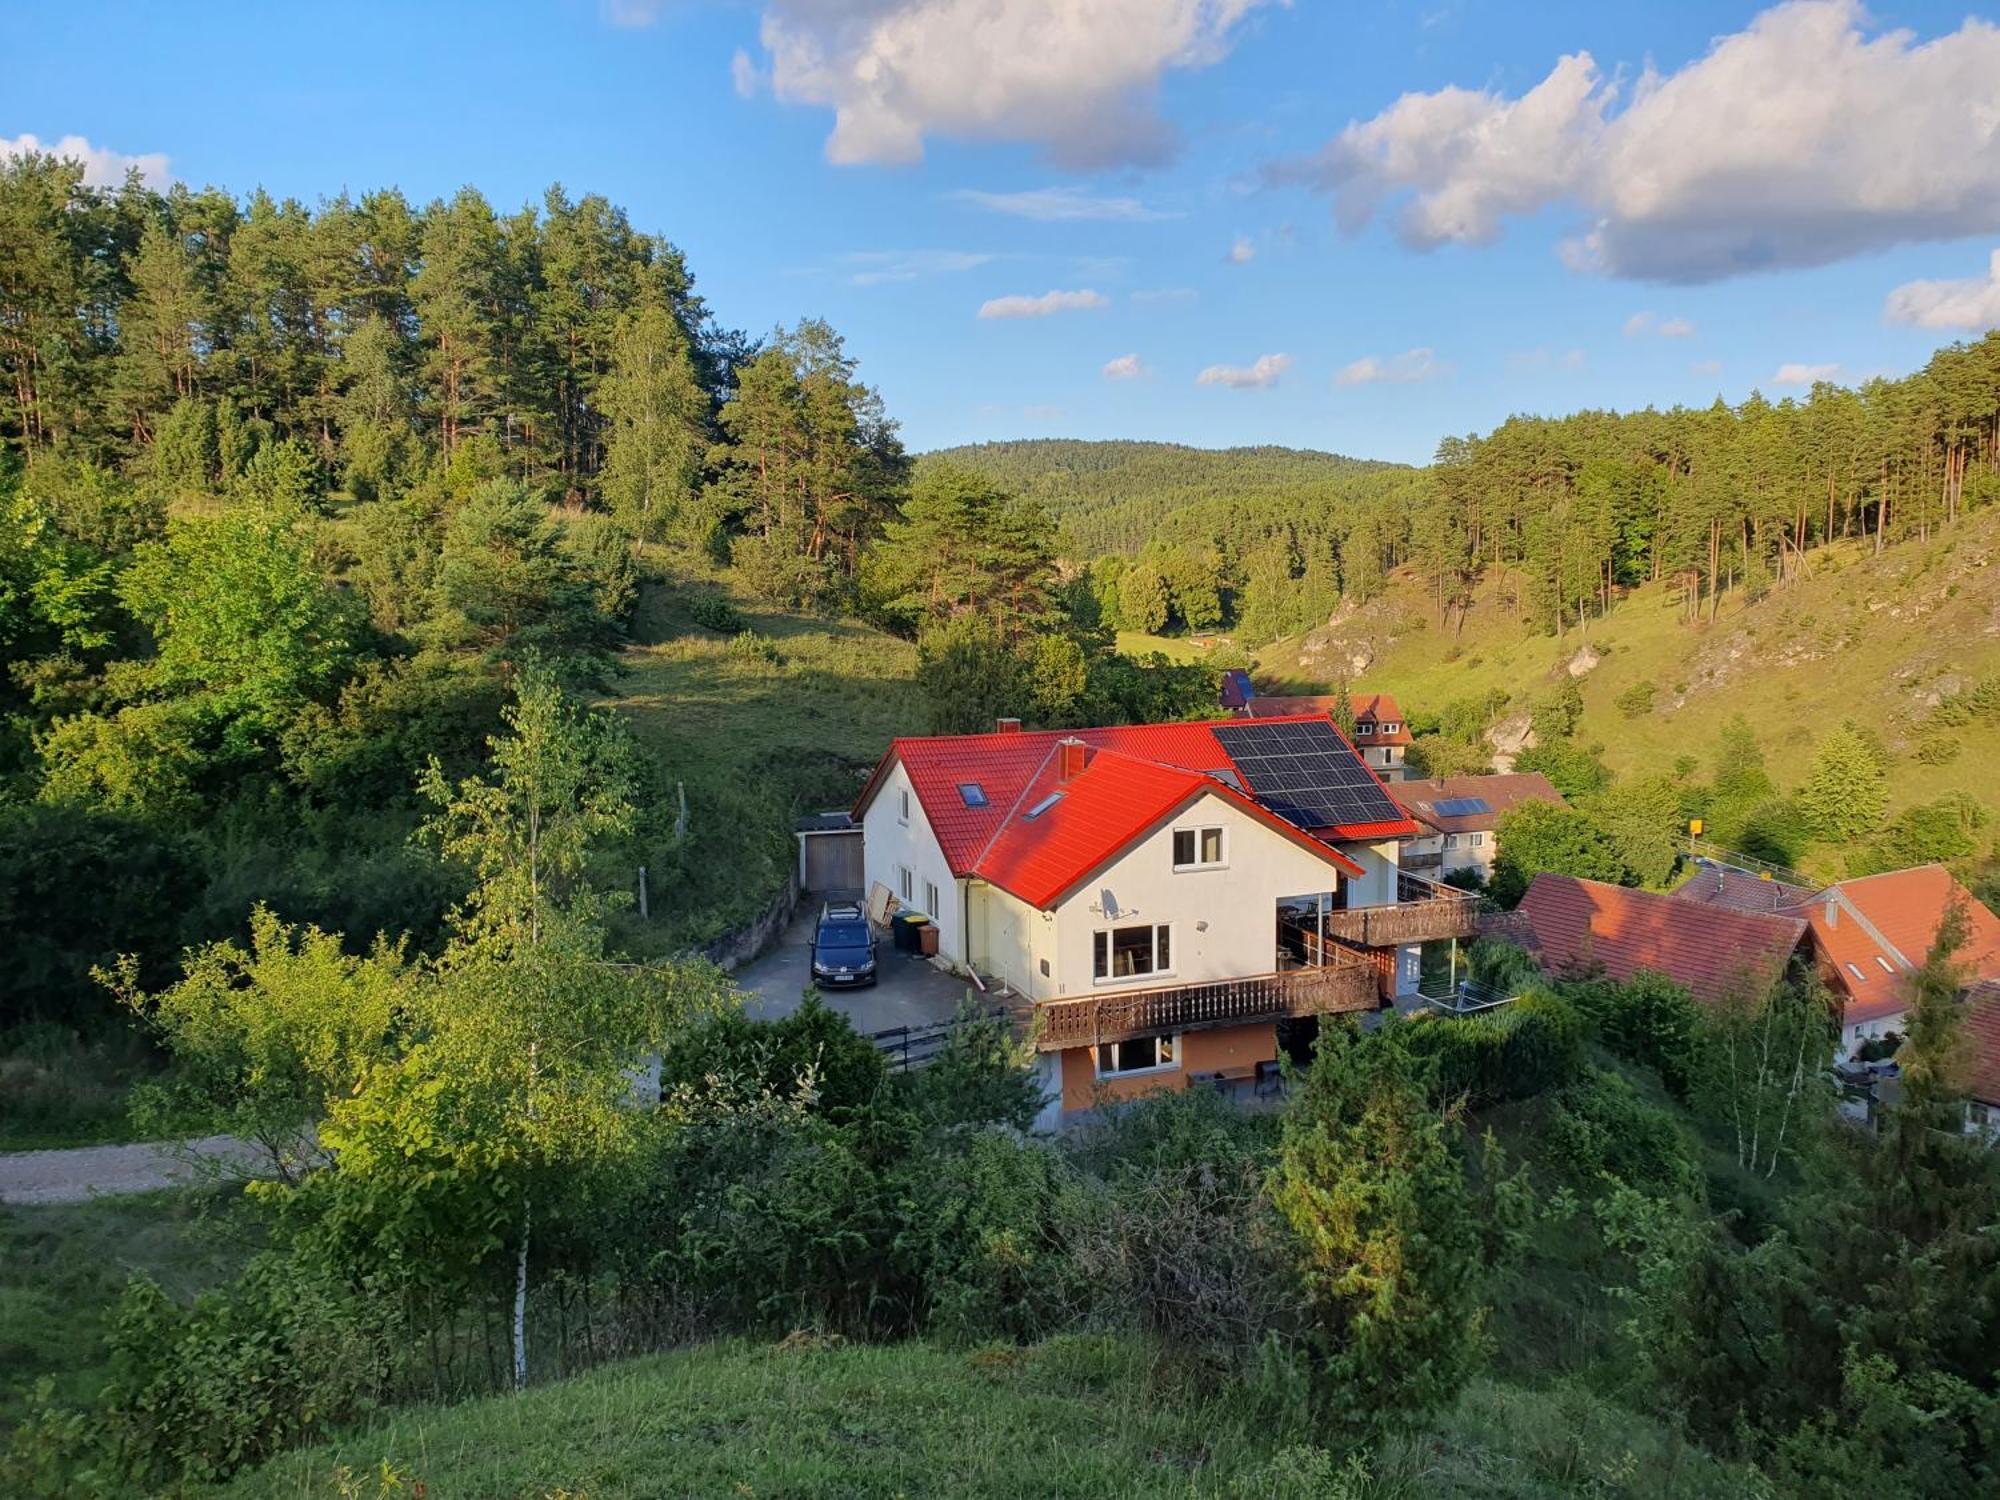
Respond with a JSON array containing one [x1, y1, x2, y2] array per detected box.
[[0, 1133, 273, 1206]]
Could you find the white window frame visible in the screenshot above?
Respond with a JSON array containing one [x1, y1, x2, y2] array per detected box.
[[899, 788, 911, 825], [1094, 1033, 1179, 1078], [1171, 825, 1227, 871], [1382, 721, 1400, 734], [1355, 722, 1374, 736], [899, 865, 914, 903], [1093, 923, 1173, 984], [924, 879, 940, 918], [1444, 833, 1461, 850], [1469, 832, 1485, 847]]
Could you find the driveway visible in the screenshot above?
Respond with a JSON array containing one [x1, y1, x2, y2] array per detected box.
[[734, 907, 983, 1037], [0, 1133, 273, 1206]]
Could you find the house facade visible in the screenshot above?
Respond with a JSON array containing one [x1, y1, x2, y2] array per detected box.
[[1396, 772, 1564, 883], [854, 715, 1477, 1124]]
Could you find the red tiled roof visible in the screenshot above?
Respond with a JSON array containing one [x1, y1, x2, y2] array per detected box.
[[1515, 873, 1807, 1006], [1792, 865, 2000, 1027], [1397, 772, 1563, 834], [1963, 979, 2000, 1106], [854, 714, 1403, 910], [1244, 692, 1413, 746]]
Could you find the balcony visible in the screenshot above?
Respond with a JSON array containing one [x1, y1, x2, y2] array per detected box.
[[1033, 961, 1379, 1053], [1317, 871, 1480, 948]]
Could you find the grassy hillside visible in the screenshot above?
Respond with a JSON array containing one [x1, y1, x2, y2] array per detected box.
[[597, 556, 921, 955], [226, 1334, 1755, 1500], [1255, 510, 2000, 832]]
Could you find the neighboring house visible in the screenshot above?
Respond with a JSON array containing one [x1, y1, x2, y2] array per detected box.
[[1791, 865, 2000, 1057], [1670, 861, 1818, 916], [1396, 772, 1564, 883], [1220, 668, 1254, 711], [1512, 873, 1807, 1007], [854, 714, 1477, 1124], [1241, 692, 1412, 781]]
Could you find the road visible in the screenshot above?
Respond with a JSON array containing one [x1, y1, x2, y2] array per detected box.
[[0, 1133, 276, 1206]]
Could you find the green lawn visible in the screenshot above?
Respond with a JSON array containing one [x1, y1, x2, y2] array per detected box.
[[596, 559, 922, 954], [225, 1334, 1756, 1500]]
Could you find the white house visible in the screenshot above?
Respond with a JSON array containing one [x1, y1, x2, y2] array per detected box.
[[853, 715, 1478, 1124], [1395, 772, 1565, 884]]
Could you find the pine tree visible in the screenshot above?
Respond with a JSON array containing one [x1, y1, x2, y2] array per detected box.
[[1798, 720, 1889, 844]]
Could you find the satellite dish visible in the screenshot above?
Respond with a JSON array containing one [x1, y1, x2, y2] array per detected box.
[[1099, 888, 1121, 920]]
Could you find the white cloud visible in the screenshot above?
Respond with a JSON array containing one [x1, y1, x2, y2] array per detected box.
[[1272, 0, 2000, 282], [977, 287, 1110, 320], [1335, 346, 1449, 386], [750, 0, 1281, 168], [1691, 359, 1723, 377], [843, 249, 994, 285], [1773, 361, 1840, 385], [732, 48, 766, 98], [1227, 233, 1256, 264], [1884, 249, 2000, 331], [603, 0, 666, 27], [1022, 403, 1068, 422], [1198, 352, 1293, 389], [1132, 286, 1197, 304], [1102, 353, 1150, 380], [0, 132, 170, 189], [953, 185, 1178, 222], [1625, 311, 1697, 338]]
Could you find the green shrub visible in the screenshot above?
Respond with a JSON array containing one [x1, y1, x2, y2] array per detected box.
[[1548, 1070, 1699, 1198], [1406, 990, 1585, 1108], [1615, 680, 1658, 718], [1914, 734, 1960, 765], [897, 1000, 1045, 1132], [656, 993, 889, 1117], [1563, 971, 1704, 1099], [685, 590, 743, 634]]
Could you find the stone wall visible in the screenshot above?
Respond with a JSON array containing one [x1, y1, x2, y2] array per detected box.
[[698, 871, 801, 973]]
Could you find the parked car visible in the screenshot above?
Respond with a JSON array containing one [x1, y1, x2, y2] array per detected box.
[[811, 902, 878, 987]]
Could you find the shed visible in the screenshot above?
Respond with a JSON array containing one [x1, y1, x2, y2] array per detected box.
[[796, 810, 863, 894]]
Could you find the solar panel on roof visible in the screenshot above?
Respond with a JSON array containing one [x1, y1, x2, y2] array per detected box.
[[1432, 796, 1492, 818], [1211, 720, 1406, 831]]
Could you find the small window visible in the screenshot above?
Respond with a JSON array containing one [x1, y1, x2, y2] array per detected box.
[[1095, 1034, 1177, 1077], [1355, 722, 1373, 735], [1171, 826, 1225, 869], [1039, 958, 1050, 977], [1469, 832, 1485, 847], [958, 783, 988, 808], [1875, 956, 1896, 974], [899, 789, 911, 824], [1846, 963, 1866, 982], [1093, 924, 1171, 981], [899, 866, 914, 902], [1382, 721, 1400, 734], [1444, 833, 1461, 850], [924, 880, 940, 917], [1024, 792, 1064, 819]]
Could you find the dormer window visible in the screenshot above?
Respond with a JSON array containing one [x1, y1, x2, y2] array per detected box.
[[1355, 723, 1373, 735], [958, 783, 988, 808], [1381, 722, 1400, 734]]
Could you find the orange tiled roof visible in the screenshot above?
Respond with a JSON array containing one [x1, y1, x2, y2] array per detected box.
[[1670, 863, 1819, 916], [1963, 980, 2000, 1106], [1515, 873, 1807, 1006], [1793, 865, 2000, 1027]]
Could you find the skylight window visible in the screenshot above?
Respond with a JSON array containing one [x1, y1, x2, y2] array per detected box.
[[1847, 963, 1866, 982], [958, 782, 988, 808], [1024, 792, 1065, 819], [1876, 956, 1896, 973]]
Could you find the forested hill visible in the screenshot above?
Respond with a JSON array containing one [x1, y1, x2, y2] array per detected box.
[[920, 439, 1418, 559]]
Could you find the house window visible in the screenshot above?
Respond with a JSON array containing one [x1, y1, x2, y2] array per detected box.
[[1444, 834, 1461, 850], [1970, 1101, 1993, 1129], [1095, 1034, 1177, 1077], [1846, 963, 1866, 982], [1024, 792, 1064, 819], [1172, 826, 1225, 869], [958, 783, 988, 808], [924, 880, 940, 918], [1875, 956, 1896, 974], [1468, 832, 1485, 847], [1093, 924, 1172, 981], [1381, 721, 1400, 734], [899, 788, 911, 824], [1355, 723, 1374, 736], [899, 866, 914, 902]]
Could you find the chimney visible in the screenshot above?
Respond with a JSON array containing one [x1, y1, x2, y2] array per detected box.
[[1058, 737, 1088, 780], [1825, 892, 1839, 929], [995, 717, 1022, 735]]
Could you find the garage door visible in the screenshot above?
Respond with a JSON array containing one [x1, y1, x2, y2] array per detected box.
[[801, 829, 863, 893]]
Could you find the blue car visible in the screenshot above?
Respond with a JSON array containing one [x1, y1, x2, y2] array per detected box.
[[811, 902, 878, 987]]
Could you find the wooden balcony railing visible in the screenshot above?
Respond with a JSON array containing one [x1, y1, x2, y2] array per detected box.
[[1318, 871, 1480, 948], [1034, 961, 1379, 1052]]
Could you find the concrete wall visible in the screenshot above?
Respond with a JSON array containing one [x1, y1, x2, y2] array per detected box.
[[1337, 839, 1401, 908], [698, 871, 800, 973], [859, 760, 965, 963], [1042, 790, 1350, 998]]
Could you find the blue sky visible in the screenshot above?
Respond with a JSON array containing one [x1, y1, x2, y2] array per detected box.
[[6, 0, 2000, 463]]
